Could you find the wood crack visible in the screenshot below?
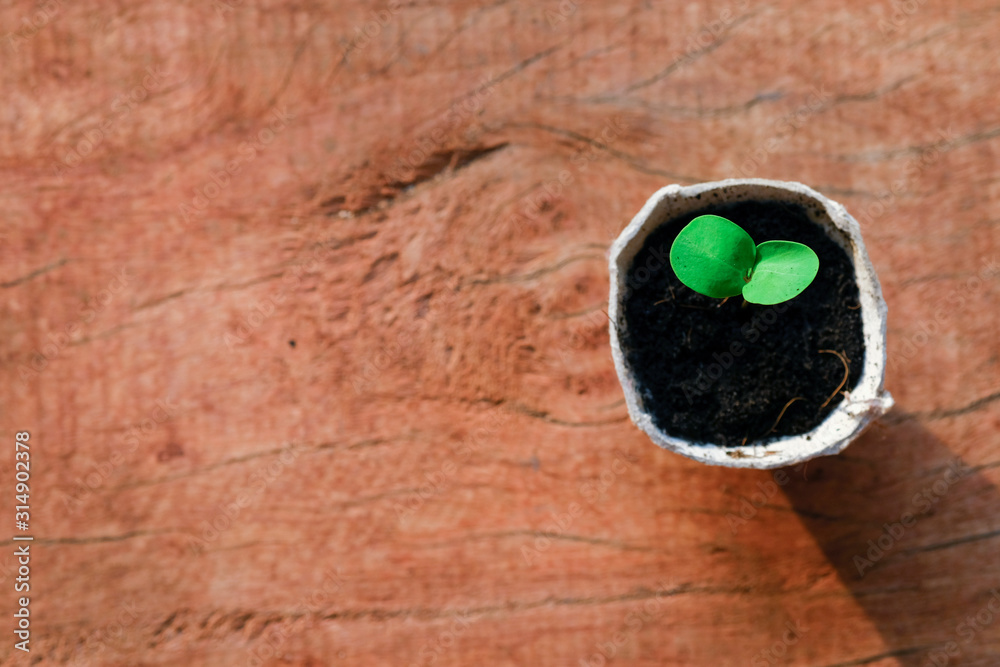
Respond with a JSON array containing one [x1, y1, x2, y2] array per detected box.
[[817, 644, 936, 667], [414, 530, 658, 553], [832, 125, 1000, 163], [505, 121, 705, 182], [0, 528, 178, 547], [900, 527, 1000, 556], [621, 11, 760, 95], [1, 257, 69, 288], [459, 253, 603, 287], [882, 389, 1000, 424], [322, 142, 510, 217]]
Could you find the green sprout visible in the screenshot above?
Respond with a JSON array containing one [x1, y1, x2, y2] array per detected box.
[[668, 215, 819, 305]]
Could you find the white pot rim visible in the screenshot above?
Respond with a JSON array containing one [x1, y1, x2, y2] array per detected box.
[[608, 178, 893, 469]]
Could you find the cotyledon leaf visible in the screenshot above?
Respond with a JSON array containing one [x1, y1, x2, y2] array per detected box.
[[742, 240, 820, 305], [668, 215, 756, 298]]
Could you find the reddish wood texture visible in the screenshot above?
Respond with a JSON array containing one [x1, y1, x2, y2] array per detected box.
[[2, 0, 1000, 665]]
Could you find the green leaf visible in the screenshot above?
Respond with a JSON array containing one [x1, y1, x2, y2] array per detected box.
[[742, 241, 819, 305], [669, 215, 756, 298]]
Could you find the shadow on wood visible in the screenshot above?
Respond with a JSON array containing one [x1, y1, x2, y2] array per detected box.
[[781, 410, 1000, 666]]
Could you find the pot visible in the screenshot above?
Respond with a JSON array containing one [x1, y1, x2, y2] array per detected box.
[[608, 178, 893, 469]]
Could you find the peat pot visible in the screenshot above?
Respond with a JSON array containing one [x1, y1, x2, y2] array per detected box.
[[608, 178, 893, 469]]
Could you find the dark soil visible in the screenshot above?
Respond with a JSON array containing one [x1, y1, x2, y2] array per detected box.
[[619, 199, 865, 447]]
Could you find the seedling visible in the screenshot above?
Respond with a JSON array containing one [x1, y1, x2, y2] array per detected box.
[[668, 215, 819, 305]]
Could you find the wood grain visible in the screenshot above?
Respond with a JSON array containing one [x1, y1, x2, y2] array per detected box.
[[2, 0, 999, 665]]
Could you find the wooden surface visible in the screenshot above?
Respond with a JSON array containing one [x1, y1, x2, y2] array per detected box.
[[3, 0, 1000, 665]]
